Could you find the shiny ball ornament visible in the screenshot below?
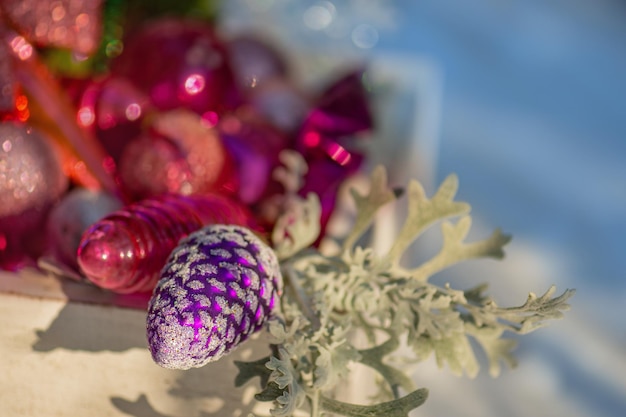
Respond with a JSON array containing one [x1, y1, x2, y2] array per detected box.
[[69, 76, 151, 163], [0, 122, 67, 269], [111, 18, 238, 115], [226, 36, 288, 93], [46, 188, 122, 270], [77, 193, 252, 294], [118, 110, 237, 200], [147, 224, 282, 369]]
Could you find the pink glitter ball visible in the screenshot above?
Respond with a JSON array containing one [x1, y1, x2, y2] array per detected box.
[[0, 122, 68, 269], [117, 110, 238, 200], [111, 18, 239, 115]]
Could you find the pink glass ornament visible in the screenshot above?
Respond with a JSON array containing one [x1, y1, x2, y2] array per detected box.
[[0, 122, 68, 270], [77, 193, 253, 294], [46, 188, 122, 270], [219, 113, 288, 205], [117, 110, 238, 200], [111, 18, 239, 115]]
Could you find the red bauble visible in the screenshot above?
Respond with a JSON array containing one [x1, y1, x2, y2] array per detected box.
[[71, 76, 152, 164], [111, 18, 239, 115]]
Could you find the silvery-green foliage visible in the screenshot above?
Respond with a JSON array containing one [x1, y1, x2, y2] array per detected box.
[[235, 165, 574, 416]]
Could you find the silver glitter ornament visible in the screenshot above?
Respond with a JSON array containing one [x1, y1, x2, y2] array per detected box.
[[147, 224, 282, 370]]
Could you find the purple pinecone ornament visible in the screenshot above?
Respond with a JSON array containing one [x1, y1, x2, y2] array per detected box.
[[147, 224, 282, 369]]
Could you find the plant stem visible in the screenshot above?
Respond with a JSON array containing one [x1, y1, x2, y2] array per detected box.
[[311, 389, 320, 417], [283, 263, 321, 331]]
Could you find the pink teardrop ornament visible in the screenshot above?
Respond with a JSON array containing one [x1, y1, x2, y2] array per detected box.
[[77, 193, 253, 294]]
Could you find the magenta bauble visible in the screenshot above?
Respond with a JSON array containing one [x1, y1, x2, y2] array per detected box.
[[111, 18, 238, 115]]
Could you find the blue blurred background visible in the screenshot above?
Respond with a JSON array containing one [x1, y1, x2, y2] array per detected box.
[[221, 1, 626, 416]]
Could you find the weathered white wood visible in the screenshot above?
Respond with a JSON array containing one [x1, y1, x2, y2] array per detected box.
[[0, 272, 271, 417]]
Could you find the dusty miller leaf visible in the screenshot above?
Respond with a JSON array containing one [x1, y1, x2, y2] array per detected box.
[[358, 335, 417, 396], [273, 150, 308, 194], [465, 324, 518, 377], [409, 216, 511, 281], [464, 286, 575, 334], [320, 388, 428, 417], [266, 349, 307, 416], [342, 166, 397, 256], [272, 193, 322, 260], [496, 286, 576, 334], [386, 174, 471, 265], [410, 332, 479, 378], [244, 167, 576, 416], [255, 381, 286, 402]]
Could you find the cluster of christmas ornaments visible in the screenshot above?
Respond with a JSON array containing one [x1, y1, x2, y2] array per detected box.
[[0, 15, 372, 367]]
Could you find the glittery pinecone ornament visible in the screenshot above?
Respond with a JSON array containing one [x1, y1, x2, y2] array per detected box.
[[147, 224, 282, 369]]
